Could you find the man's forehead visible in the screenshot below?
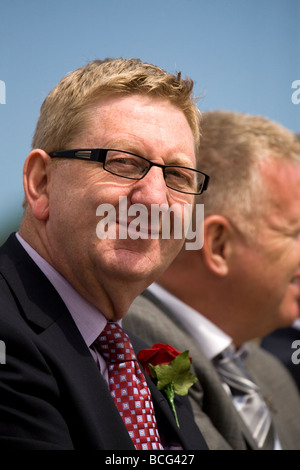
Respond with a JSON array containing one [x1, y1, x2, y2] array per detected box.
[[260, 157, 300, 183], [72, 94, 196, 162]]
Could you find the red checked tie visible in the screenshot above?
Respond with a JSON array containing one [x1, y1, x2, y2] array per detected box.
[[95, 323, 163, 450]]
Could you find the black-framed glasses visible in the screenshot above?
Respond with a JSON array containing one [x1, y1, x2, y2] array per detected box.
[[49, 148, 210, 195]]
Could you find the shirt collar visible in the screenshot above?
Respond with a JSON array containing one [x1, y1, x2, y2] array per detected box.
[[147, 282, 232, 360], [293, 318, 300, 331], [16, 233, 110, 347]]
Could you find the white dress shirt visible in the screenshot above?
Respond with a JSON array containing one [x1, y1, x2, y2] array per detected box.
[[148, 282, 232, 360], [147, 282, 282, 450], [16, 232, 116, 382]]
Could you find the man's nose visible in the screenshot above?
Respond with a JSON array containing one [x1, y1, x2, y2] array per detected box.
[[129, 166, 169, 207]]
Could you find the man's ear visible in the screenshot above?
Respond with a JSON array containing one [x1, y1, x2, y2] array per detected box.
[[23, 149, 51, 221], [202, 215, 233, 276]]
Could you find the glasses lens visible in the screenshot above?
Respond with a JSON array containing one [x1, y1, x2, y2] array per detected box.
[[104, 150, 149, 179], [103, 150, 205, 194], [164, 167, 205, 194]]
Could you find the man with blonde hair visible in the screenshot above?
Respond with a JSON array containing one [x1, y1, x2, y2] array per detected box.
[[125, 110, 300, 449], [0, 58, 210, 450]]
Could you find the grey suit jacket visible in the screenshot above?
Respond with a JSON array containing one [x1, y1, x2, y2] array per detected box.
[[123, 290, 300, 450]]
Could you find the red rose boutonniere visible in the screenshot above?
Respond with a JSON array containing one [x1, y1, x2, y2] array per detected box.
[[137, 343, 198, 427]]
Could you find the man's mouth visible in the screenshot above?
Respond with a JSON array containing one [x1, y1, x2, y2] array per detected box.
[[117, 219, 161, 238]]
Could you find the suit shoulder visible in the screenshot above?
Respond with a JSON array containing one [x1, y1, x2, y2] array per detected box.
[[246, 341, 299, 389], [125, 293, 184, 332]]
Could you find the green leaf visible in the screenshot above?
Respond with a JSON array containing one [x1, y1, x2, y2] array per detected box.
[[148, 363, 158, 379], [150, 351, 198, 396]]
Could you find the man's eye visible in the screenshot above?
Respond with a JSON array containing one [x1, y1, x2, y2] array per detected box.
[[107, 157, 138, 167], [105, 154, 149, 177], [112, 158, 134, 165], [174, 170, 187, 179], [166, 169, 191, 182]]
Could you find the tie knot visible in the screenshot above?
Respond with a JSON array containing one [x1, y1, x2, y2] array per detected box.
[[96, 323, 136, 363], [215, 346, 259, 394]]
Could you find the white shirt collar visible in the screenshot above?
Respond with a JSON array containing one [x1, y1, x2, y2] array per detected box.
[[147, 283, 232, 360], [293, 318, 300, 331]]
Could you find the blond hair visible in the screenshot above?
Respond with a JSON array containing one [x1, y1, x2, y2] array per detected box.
[[32, 58, 200, 152], [196, 110, 300, 237]]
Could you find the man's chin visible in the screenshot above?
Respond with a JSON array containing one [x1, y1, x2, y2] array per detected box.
[[103, 248, 161, 279]]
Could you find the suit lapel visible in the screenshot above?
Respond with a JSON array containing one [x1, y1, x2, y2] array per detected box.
[[191, 353, 258, 449], [141, 289, 257, 449], [1, 235, 207, 449], [39, 312, 135, 449], [0, 234, 68, 329], [0, 234, 135, 449]]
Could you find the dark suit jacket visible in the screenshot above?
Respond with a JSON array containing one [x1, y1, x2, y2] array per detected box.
[[0, 234, 208, 450], [261, 327, 300, 391], [124, 290, 300, 450]]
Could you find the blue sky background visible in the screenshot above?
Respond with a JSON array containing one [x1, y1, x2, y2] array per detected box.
[[0, 0, 299, 242]]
